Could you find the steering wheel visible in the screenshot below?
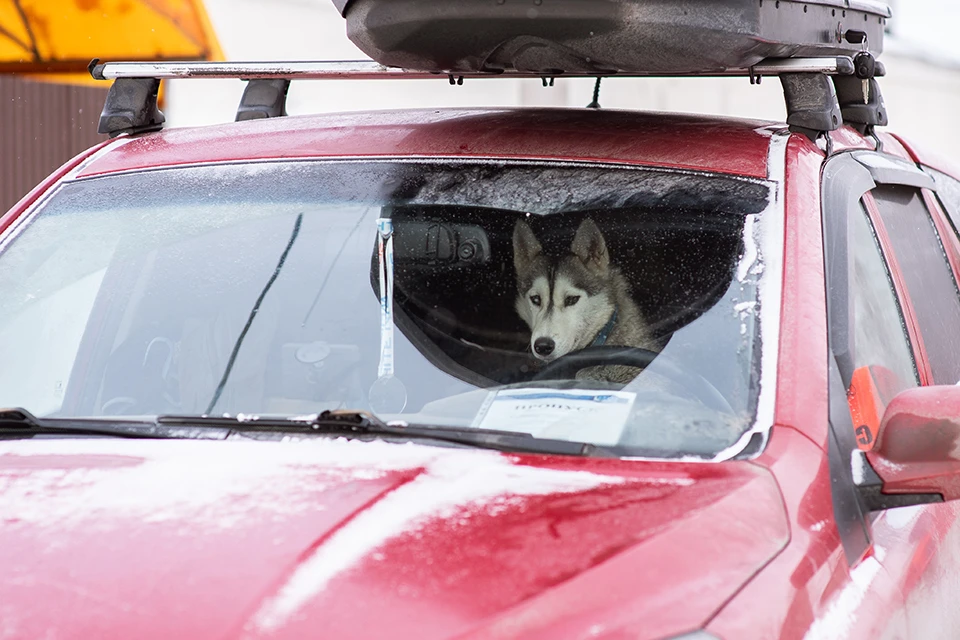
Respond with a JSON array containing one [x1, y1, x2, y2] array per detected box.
[[531, 345, 732, 413], [100, 396, 139, 415]]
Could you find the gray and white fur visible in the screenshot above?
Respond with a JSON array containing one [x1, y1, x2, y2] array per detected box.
[[513, 218, 659, 383]]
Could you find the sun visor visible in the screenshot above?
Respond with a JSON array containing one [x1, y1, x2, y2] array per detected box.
[[336, 0, 890, 75]]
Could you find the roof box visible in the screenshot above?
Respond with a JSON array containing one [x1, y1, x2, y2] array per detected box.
[[332, 0, 890, 75]]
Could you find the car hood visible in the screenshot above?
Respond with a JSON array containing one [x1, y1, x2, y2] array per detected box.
[[0, 437, 788, 640]]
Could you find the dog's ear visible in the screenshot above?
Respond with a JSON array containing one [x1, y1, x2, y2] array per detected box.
[[571, 218, 609, 275], [513, 219, 542, 274]]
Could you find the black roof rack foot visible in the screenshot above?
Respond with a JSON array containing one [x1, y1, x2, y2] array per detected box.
[[833, 76, 888, 132], [780, 73, 842, 141], [98, 77, 165, 138], [236, 79, 291, 121]]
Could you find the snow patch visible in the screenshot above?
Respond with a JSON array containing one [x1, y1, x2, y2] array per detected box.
[[736, 215, 761, 283], [851, 450, 866, 484], [0, 438, 439, 531], [248, 452, 626, 632], [717, 131, 787, 462], [754, 133, 787, 436], [881, 504, 923, 529], [803, 555, 884, 640], [2, 437, 632, 632]]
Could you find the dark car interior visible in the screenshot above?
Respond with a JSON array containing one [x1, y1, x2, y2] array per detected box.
[[378, 203, 749, 387]]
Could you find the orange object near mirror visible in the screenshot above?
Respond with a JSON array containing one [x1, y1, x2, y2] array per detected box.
[[848, 367, 882, 450], [847, 365, 902, 451]]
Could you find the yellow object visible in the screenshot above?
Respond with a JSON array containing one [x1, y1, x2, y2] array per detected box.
[[0, 0, 223, 81]]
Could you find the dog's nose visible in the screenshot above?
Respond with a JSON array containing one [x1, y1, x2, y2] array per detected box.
[[534, 337, 555, 357]]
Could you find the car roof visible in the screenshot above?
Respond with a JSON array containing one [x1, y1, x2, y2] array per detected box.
[[76, 108, 781, 180]]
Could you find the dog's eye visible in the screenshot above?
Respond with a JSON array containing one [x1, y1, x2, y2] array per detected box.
[[530, 295, 542, 307], [565, 295, 581, 307]]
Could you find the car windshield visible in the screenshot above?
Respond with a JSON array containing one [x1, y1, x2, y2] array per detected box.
[[0, 159, 776, 459]]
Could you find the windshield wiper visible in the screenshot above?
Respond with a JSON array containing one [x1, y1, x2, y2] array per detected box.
[[1, 407, 607, 456], [156, 409, 607, 456], [0, 408, 228, 440]]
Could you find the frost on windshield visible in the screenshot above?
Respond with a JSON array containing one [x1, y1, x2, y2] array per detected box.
[[0, 160, 774, 459]]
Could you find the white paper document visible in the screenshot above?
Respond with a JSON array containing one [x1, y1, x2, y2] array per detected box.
[[473, 388, 636, 446]]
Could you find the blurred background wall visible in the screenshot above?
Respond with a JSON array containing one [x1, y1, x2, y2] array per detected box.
[[4, 0, 960, 212], [0, 76, 105, 211]]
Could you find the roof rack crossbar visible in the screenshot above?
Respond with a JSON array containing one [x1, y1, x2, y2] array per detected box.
[[89, 57, 856, 81], [89, 56, 863, 138]]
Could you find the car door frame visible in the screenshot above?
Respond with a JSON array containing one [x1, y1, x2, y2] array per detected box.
[[823, 148, 960, 639]]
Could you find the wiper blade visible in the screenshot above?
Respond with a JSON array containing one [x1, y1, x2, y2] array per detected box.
[[0, 407, 607, 455], [156, 409, 606, 456], [0, 407, 227, 440]]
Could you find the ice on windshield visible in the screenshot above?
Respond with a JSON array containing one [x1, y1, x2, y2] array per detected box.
[[0, 159, 774, 459]]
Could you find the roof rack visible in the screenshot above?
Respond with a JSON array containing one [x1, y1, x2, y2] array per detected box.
[[90, 58, 857, 81], [88, 56, 887, 144]]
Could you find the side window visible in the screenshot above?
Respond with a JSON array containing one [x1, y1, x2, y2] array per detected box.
[[849, 202, 919, 399], [871, 185, 960, 384]]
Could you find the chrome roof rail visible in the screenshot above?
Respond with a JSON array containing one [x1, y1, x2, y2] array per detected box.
[[90, 57, 857, 81], [88, 56, 880, 143]]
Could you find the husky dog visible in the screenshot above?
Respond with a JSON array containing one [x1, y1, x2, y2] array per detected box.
[[513, 217, 659, 383]]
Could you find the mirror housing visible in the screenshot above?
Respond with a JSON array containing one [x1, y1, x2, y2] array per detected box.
[[866, 385, 960, 502]]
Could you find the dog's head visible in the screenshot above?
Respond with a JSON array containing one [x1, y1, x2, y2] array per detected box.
[[513, 218, 617, 361]]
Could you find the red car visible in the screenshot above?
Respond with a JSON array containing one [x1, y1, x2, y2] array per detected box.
[[4, 1, 960, 638]]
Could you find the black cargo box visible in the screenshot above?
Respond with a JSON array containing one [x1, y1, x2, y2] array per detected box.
[[332, 0, 890, 75]]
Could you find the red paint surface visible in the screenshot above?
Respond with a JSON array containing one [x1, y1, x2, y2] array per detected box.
[[774, 134, 830, 449], [7, 102, 960, 639], [0, 139, 112, 233], [871, 499, 960, 638], [875, 132, 916, 163], [829, 126, 877, 153], [74, 109, 775, 179], [0, 440, 788, 640], [710, 427, 911, 640], [710, 427, 848, 637], [890, 132, 960, 179]]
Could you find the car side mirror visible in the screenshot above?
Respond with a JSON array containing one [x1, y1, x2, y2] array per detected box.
[[866, 385, 960, 504]]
